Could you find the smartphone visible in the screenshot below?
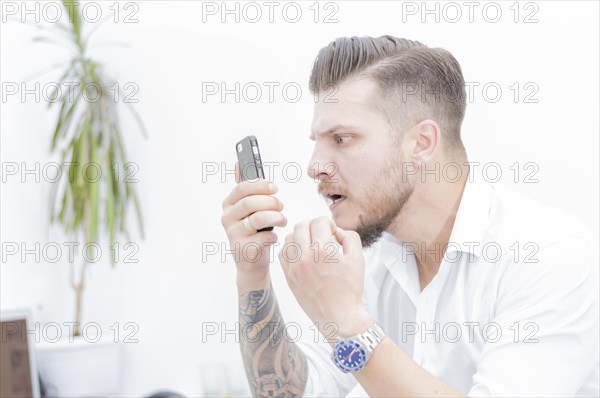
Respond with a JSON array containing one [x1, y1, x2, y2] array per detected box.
[[235, 135, 273, 232]]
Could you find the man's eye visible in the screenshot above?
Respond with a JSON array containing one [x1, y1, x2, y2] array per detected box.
[[335, 135, 351, 144]]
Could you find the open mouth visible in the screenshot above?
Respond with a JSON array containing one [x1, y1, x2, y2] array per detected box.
[[324, 193, 347, 208]]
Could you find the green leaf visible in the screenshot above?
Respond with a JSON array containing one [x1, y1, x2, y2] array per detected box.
[[88, 120, 99, 245], [131, 188, 145, 239], [62, 0, 82, 49], [46, 60, 76, 108], [49, 143, 73, 223], [74, 112, 89, 189], [119, 89, 148, 139], [57, 188, 68, 224], [112, 121, 128, 162], [71, 111, 90, 231], [106, 146, 116, 265], [51, 100, 68, 149], [59, 146, 76, 229], [51, 91, 82, 150], [111, 155, 124, 234], [119, 177, 126, 232], [82, 15, 113, 49], [32, 37, 66, 47]]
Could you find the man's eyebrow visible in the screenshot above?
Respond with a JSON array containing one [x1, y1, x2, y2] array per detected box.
[[309, 124, 355, 141]]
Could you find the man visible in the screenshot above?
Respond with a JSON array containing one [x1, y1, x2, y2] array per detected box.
[[220, 36, 599, 396]]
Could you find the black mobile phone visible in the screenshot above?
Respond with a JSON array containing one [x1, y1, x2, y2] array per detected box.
[[235, 135, 273, 232], [236, 135, 266, 181]]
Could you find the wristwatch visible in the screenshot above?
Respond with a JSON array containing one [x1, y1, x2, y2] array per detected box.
[[331, 322, 386, 373]]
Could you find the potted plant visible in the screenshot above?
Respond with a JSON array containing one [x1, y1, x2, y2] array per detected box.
[[33, 1, 146, 396]]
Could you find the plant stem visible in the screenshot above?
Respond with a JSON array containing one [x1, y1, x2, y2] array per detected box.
[[73, 259, 88, 337]]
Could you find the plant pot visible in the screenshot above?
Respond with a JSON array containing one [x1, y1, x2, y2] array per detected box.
[[36, 336, 122, 397]]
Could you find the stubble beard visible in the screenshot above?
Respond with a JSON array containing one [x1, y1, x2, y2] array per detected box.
[[355, 159, 414, 248]]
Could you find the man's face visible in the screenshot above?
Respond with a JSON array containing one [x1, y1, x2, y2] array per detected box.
[[308, 77, 415, 247]]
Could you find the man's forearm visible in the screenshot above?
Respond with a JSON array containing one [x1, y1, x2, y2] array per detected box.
[[356, 337, 466, 397], [239, 278, 308, 397]]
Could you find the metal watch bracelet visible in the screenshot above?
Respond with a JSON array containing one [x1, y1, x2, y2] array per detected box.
[[356, 322, 386, 359]]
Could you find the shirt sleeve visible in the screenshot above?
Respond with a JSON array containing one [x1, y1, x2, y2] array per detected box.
[[297, 338, 357, 397], [467, 235, 600, 397]]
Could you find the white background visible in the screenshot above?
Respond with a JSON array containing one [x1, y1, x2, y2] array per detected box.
[[1, 1, 598, 396]]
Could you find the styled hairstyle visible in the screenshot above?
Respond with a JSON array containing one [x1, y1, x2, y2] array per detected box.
[[309, 36, 466, 155]]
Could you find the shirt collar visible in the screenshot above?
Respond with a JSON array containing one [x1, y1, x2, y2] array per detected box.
[[445, 174, 494, 259]]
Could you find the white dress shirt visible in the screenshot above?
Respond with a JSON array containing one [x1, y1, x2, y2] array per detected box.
[[299, 177, 599, 397]]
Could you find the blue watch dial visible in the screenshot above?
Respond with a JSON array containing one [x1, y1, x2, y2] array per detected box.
[[332, 339, 367, 373]]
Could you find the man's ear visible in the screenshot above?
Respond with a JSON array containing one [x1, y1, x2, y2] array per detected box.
[[408, 119, 440, 162]]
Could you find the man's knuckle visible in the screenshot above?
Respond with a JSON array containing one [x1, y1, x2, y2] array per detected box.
[[237, 182, 249, 196], [271, 197, 281, 209], [239, 197, 251, 214], [225, 224, 236, 237]]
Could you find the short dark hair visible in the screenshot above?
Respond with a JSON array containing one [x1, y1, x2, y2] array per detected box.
[[309, 35, 466, 155]]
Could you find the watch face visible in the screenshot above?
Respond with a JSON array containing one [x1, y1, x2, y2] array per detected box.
[[333, 339, 367, 373]]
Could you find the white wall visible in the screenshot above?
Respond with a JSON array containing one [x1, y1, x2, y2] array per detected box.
[[1, 1, 598, 396]]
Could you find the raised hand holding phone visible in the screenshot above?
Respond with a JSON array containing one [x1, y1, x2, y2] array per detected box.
[[221, 136, 286, 286], [235, 135, 274, 232]]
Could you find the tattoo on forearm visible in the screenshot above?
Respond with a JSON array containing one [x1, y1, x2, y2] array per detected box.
[[239, 284, 308, 397]]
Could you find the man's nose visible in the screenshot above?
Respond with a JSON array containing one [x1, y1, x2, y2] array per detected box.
[[307, 148, 336, 182]]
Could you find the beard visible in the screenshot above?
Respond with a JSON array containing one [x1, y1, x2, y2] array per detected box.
[[319, 157, 414, 248], [354, 171, 414, 248]]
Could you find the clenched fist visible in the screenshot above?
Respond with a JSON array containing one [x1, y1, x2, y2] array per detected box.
[[278, 216, 373, 339]]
